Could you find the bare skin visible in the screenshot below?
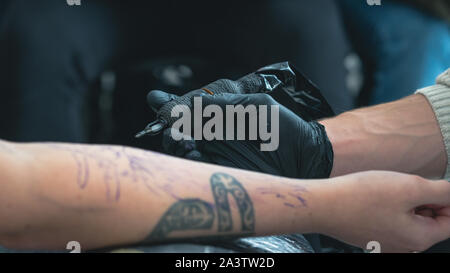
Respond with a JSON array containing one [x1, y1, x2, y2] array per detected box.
[[320, 94, 447, 179], [0, 140, 450, 253]]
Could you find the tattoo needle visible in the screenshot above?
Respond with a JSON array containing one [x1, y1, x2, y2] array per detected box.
[[135, 120, 165, 138]]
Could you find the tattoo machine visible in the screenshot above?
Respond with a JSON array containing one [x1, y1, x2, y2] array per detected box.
[[135, 62, 334, 138]]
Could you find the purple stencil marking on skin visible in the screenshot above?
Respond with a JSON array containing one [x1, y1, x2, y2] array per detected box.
[[257, 189, 286, 199], [289, 193, 307, 207], [45, 144, 197, 202], [72, 153, 89, 189], [125, 155, 160, 195], [81, 155, 90, 188], [284, 203, 295, 208], [113, 170, 121, 201], [104, 161, 122, 202], [161, 184, 182, 201], [276, 193, 285, 199]]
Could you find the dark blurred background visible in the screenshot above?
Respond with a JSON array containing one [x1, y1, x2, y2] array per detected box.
[[0, 0, 449, 253], [0, 0, 448, 153]]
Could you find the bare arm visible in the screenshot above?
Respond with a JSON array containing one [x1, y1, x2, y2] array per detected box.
[[320, 94, 447, 178], [1, 140, 450, 253], [321, 69, 450, 179], [0, 140, 324, 251]]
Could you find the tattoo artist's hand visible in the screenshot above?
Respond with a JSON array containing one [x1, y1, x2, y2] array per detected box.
[[147, 91, 334, 179], [318, 171, 450, 253]]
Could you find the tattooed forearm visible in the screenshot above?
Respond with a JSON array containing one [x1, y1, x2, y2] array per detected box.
[[257, 185, 308, 208], [147, 199, 215, 243], [211, 173, 254, 232], [145, 173, 255, 244], [45, 144, 167, 202], [47, 144, 122, 201], [0, 141, 318, 250]]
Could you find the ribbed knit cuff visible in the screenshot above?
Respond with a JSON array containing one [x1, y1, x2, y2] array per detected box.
[[416, 69, 450, 180]]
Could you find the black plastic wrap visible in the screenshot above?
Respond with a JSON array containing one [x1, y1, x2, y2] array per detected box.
[[255, 62, 335, 120]]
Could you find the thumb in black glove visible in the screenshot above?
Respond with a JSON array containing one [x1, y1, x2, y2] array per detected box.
[[146, 90, 179, 113]]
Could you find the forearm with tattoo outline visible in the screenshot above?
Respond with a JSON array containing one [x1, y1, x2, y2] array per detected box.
[[0, 142, 324, 250]]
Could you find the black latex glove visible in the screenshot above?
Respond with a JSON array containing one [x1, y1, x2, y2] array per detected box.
[[147, 91, 334, 179]]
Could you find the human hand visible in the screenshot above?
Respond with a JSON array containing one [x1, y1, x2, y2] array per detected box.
[[316, 171, 450, 253], [148, 91, 334, 179]]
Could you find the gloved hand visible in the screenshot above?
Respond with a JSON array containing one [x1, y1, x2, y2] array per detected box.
[[139, 62, 334, 138], [147, 90, 334, 179]]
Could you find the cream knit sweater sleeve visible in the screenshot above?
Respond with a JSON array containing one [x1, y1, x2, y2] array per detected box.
[[416, 69, 450, 180]]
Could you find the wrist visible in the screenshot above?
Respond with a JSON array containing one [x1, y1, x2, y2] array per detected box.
[[306, 175, 364, 239], [292, 178, 337, 235], [318, 112, 366, 178]]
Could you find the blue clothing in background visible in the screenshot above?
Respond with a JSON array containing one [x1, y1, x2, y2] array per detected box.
[[339, 0, 450, 105]]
